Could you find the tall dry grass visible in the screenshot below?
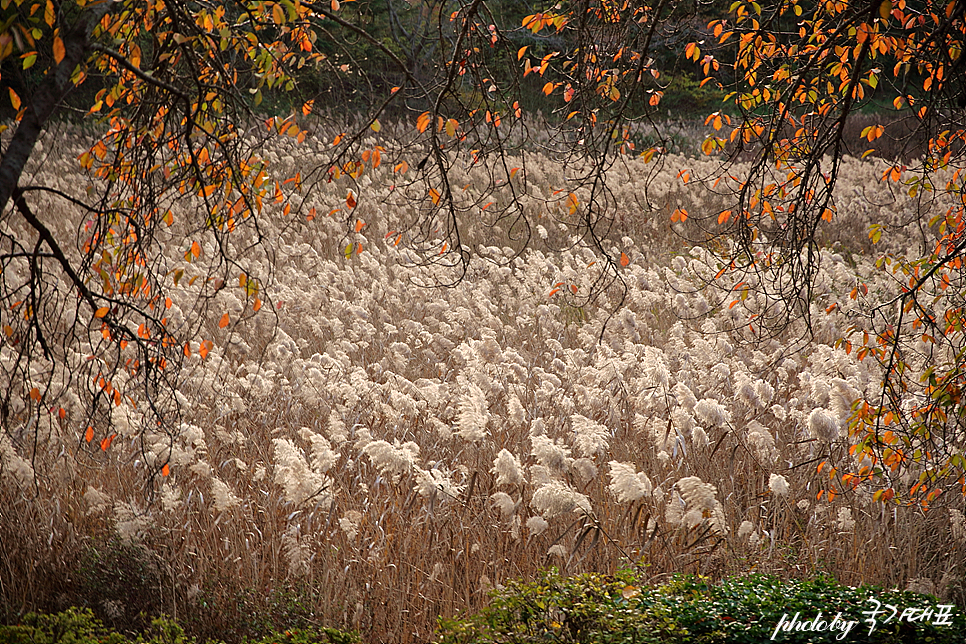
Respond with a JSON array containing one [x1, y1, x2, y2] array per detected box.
[[1, 123, 964, 643]]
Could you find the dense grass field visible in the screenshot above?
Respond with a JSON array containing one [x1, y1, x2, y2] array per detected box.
[[1, 122, 965, 642]]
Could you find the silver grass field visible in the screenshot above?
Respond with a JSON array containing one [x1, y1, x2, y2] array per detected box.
[[1, 124, 965, 643]]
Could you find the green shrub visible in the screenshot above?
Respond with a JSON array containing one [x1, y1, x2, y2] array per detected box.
[[436, 570, 966, 643], [0, 608, 127, 644], [0, 609, 358, 644]]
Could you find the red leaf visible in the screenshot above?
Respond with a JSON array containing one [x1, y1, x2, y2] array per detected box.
[[100, 433, 117, 451]]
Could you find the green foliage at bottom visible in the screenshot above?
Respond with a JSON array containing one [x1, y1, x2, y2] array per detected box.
[[436, 570, 966, 644], [0, 608, 358, 644]]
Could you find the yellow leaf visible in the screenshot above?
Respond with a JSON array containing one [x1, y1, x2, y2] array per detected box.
[[8, 88, 20, 110], [272, 2, 285, 23], [879, 0, 892, 20], [370, 119, 382, 132], [44, 0, 55, 27], [445, 118, 457, 137]]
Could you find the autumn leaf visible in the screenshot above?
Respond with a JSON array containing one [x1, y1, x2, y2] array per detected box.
[[355, 219, 365, 232], [100, 433, 117, 451], [346, 192, 357, 209], [620, 252, 630, 267], [219, 313, 230, 328], [429, 188, 441, 205], [161, 463, 170, 476], [94, 306, 110, 318], [879, 0, 892, 19], [8, 88, 20, 110], [85, 426, 94, 443], [416, 112, 431, 133]]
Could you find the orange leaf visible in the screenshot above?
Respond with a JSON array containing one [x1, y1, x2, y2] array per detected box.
[[219, 313, 230, 328], [253, 298, 262, 312], [518, 46, 528, 60], [199, 340, 212, 359], [85, 426, 94, 442], [100, 433, 117, 451], [355, 219, 365, 232], [94, 306, 110, 318], [301, 100, 315, 116], [30, 387, 41, 402], [52, 36, 64, 65], [346, 192, 357, 209], [429, 188, 441, 205], [620, 252, 630, 267], [416, 112, 431, 133], [718, 210, 732, 224], [8, 88, 20, 110], [161, 463, 170, 477], [184, 342, 191, 357], [542, 82, 555, 95], [191, 241, 202, 258]]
